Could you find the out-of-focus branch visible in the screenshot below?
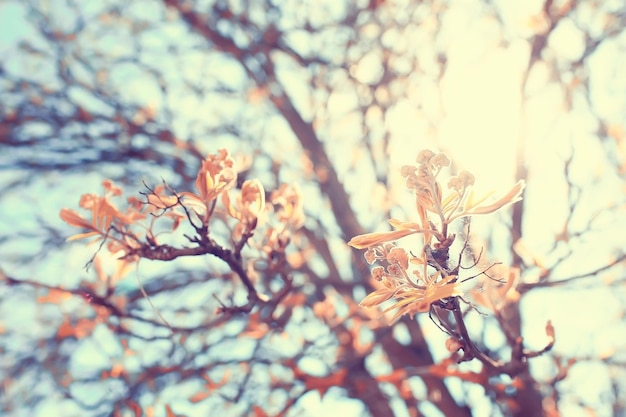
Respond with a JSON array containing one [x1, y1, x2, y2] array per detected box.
[[162, 0, 365, 242], [519, 252, 626, 292]]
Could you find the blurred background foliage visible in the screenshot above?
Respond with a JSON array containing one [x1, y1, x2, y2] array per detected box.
[[1, 0, 626, 416]]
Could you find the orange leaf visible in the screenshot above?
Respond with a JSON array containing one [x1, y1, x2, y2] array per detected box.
[[252, 406, 269, 417], [302, 369, 348, 398], [189, 390, 211, 403], [347, 228, 419, 249], [59, 208, 94, 230], [281, 293, 306, 307], [189, 370, 231, 403], [110, 362, 125, 378], [38, 288, 73, 304], [242, 312, 269, 339], [127, 400, 142, 417], [199, 369, 230, 394], [56, 318, 75, 339], [165, 405, 177, 417], [57, 317, 96, 339]]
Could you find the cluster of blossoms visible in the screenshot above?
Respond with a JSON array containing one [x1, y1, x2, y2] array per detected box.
[[59, 179, 159, 255], [60, 149, 304, 263], [348, 150, 525, 322], [358, 244, 461, 322]]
